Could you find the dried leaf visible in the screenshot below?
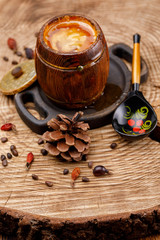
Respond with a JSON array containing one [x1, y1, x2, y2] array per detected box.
[[57, 141, 69, 152], [42, 131, 52, 141], [45, 143, 60, 156], [73, 132, 90, 142], [65, 133, 75, 146], [50, 130, 64, 141], [74, 139, 87, 152], [61, 152, 72, 161], [69, 148, 81, 158]]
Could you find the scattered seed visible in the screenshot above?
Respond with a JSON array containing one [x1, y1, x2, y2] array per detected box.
[[1, 155, 6, 161], [10, 145, 16, 151], [7, 153, 12, 159], [63, 169, 69, 175], [7, 38, 17, 51], [32, 174, 39, 180], [41, 149, 48, 156], [12, 149, 18, 157], [88, 161, 93, 169], [2, 159, 8, 167], [1, 137, 8, 143], [24, 47, 34, 59], [38, 138, 44, 145], [93, 165, 109, 177], [11, 66, 23, 78], [45, 181, 53, 187], [82, 176, 90, 182], [3, 56, 9, 61], [110, 143, 117, 149], [15, 51, 23, 57], [12, 60, 18, 65]]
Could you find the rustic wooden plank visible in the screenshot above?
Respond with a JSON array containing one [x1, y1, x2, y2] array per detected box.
[[0, 0, 160, 239]]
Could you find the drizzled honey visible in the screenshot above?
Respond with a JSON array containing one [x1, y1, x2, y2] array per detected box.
[[44, 16, 97, 53]]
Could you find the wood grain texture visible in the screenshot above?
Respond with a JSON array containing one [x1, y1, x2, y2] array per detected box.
[[0, 0, 160, 239]]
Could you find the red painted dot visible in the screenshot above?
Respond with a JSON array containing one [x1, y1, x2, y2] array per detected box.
[[136, 120, 143, 126], [133, 127, 140, 132], [139, 129, 145, 134], [128, 119, 135, 126]]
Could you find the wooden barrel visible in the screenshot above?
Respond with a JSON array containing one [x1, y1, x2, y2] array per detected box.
[[35, 14, 109, 108]]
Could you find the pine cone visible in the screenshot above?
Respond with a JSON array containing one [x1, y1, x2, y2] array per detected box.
[[42, 112, 90, 161]]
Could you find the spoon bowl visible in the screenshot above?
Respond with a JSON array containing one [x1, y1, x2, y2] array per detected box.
[[112, 34, 157, 140], [112, 91, 157, 140]]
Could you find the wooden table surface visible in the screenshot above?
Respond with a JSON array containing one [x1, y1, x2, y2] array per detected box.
[[1, 0, 160, 239]]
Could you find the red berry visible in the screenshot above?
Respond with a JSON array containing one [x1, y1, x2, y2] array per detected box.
[[26, 152, 34, 170], [133, 127, 140, 132], [139, 129, 145, 134], [26, 152, 34, 164], [128, 119, 135, 126], [71, 167, 80, 181], [1, 123, 15, 131], [136, 120, 143, 126], [7, 38, 17, 50]]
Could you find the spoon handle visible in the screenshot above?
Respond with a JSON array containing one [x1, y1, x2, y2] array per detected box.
[[132, 33, 141, 91]]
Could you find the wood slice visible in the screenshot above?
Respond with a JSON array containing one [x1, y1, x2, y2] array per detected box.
[[0, 0, 160, 239]]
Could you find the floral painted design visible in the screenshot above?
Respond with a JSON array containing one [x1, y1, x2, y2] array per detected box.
[[122, 106, 152, 135]]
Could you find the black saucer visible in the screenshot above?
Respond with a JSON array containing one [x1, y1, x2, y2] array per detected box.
[[14, 43, 148, 134]]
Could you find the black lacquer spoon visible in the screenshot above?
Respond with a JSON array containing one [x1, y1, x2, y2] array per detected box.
[[112, 34, 157, 140]]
